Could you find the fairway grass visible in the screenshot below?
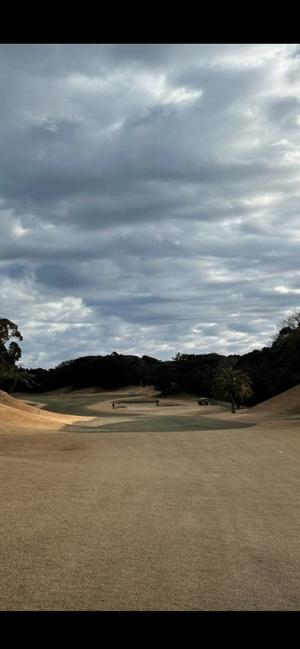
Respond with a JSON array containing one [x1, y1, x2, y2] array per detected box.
[[67, 415, 255, 433]]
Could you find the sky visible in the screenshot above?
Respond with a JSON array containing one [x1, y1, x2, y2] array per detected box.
[[0, 43, 300, 368]]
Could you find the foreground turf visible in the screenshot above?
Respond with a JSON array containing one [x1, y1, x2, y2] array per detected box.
[[2, 387, 300, 610], [1, 422, 300, 610]]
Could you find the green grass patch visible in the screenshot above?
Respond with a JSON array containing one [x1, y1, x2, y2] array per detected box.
[[77, 415, 255, 433]]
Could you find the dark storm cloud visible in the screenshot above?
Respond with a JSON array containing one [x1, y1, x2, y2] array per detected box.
[[34, 264, 85, 290], [0, 43, 300, 367]]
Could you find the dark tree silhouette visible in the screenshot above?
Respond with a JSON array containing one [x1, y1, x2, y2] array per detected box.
[[212, 366, 254, 413], [0, 318, 23, 392]]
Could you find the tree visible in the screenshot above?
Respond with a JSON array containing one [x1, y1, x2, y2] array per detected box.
[[281, 311, 300, 331], [0, 318, 23, 392], [272, 310, 300, 347], [172, 352, 184, 361], [212, 365, 254, 413]]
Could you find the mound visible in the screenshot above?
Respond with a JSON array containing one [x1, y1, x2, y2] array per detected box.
[[0, 390, 93, 432], [0, 390, 42, 413], [253, 384, 300, 414]]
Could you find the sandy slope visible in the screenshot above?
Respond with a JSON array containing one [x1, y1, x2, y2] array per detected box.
[[0, 390, 44, 413], [0, 390, 93, 432], [252, 383, 300, 414]]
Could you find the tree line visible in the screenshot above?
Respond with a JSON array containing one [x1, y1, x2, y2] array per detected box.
[[1, 312, 300, 411]]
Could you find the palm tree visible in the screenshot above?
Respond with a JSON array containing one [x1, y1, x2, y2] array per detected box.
[[212, 366, 254, 413]]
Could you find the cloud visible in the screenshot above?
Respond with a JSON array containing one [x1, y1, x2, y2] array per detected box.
[[0, 44, 300, 367]]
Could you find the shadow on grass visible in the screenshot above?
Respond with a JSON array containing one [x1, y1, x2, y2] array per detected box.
[[65, 415, 256, 434]]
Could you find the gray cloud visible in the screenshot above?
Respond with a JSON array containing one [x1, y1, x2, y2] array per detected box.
[[0, 44, 299, 367]]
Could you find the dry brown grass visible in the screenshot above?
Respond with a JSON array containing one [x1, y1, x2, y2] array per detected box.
[[1, 385, 300, 610]]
